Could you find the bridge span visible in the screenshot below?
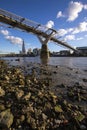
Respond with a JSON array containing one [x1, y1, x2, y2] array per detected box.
[[0, 8, 76, 58]]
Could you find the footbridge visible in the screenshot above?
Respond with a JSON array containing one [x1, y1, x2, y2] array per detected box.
[[0, 8, 76, 58]]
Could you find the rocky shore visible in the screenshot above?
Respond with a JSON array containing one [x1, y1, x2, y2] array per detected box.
[[0, 60, 87, 130]]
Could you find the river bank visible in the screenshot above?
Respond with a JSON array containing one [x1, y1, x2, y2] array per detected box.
[[0, 60, 87, 130]]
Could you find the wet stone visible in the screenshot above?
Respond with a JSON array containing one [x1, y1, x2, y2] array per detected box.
[[80, 125, 87, 130], [42, 113, 47, 120], [0, 104, 5, 111], [15, 89, 24, 100], [23, 92, 31, 101], [54, 105, 63, 113], [0, 60, 87, 130], [75, 111, 85, 122], [83, 78, 87, 82], [0, 87, 5, 97], [0, 109, 14, 128]]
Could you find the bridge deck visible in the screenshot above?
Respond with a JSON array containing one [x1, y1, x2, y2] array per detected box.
[[0, 8, 76, 51]]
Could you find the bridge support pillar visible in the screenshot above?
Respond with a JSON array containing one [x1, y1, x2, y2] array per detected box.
[[37, 31, 55, 59], [40, 44, 49, 58]]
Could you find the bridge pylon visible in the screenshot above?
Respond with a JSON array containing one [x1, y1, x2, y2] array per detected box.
[[37, 30, 56, 58]]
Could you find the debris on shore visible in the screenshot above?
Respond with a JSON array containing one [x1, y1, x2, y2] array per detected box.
[[0, 60, 87, 130]]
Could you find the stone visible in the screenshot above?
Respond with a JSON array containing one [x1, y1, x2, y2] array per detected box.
[[16, 89, 24, 100], [0, 60, 87, 130], [54, 119, 61, 124], [83, 78, 87, 82], [75, 111, 85, 122], [54, 105, 63, 113], [23, 92, 31, 100], [0, 87, 5, 97], [20, 115, 25, 122], [0, 104, 5, 111], [5, 75, 10, 81], [27, 117, 36, 129], [80, 125, 87, 130], [18, 79, 25, 85], [0, 109, 14, 128], [42, 113, 47, 120]]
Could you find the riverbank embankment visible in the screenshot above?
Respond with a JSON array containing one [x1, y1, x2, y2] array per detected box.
[[0, 60, 87, 130]]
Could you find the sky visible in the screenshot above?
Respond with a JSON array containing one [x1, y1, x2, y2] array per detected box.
[[0, 0, 87, 53]]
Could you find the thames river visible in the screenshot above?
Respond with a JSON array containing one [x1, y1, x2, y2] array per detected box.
[[2, 56, 87, 70]]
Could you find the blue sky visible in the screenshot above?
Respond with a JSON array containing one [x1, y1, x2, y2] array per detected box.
[[0, 0, 87, 53]]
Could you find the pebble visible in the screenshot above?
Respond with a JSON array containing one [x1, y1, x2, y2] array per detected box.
[[0, 60, 87, 130]]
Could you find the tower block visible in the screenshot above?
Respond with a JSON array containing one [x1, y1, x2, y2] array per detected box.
[[22, 40, 26, 54]]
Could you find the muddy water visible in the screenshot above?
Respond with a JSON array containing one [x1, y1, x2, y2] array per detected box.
[[2, 56, 87, 70]]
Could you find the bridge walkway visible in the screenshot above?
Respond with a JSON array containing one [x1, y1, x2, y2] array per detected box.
[[0, 8, 76, 51]]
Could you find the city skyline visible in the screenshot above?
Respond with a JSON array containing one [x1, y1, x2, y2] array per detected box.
[[0, 0, 87, 53]]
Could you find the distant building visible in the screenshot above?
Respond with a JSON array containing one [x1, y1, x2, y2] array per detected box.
[[60, 50, 70, 56], [52, 51, 60, 56], [22, 40, 26, 54], [27, 48, 32, 55], [33, 48, 40, 56], [76, 47, 87, 55]]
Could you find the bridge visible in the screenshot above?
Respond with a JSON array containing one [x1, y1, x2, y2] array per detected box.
[[0, 8, 76, 58]]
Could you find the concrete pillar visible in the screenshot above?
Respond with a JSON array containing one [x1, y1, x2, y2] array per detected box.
[[40, 44, 49, 58], [37, 29, 56, 59]]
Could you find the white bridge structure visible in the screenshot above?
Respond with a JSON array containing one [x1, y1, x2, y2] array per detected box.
[[0, 8, 76, 58]]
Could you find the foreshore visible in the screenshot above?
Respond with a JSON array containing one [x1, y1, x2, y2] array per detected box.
[[0, 60, 87, 130]]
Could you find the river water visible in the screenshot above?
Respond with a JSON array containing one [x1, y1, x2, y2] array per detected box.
[[1, 56, 87, 70]]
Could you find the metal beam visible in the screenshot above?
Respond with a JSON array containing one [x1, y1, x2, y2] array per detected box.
[[0, 8, 76, 51]]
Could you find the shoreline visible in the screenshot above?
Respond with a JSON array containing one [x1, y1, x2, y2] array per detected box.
[[0, 60, 87, 130], [1, 56, 87, 71], [1, 54, 87, 57]]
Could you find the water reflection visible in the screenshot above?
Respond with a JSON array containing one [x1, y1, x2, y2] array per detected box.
[[40, 57, 49, 65], [21, 57, 28, 66], [1, 56, 87, 70]]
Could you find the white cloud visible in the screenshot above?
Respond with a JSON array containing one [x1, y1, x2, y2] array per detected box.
[[46, 20, 54, 28], [5, 35, 23, 45], [57, 28, 73, 37], [67, 1, 83, 21], [38, 20, 54, 32], [72, 21, 87, 34], [76, 37, 83, 40], [0, 29, 23, 45], [57, 29, 68, 36], [57, 11, 63, 18], [0, 29, 9, 36], [64, 35, 75, 41], [56, 1, 87, 22], [67, 28, 73, 32], [55, 20, 87, 42], [57, 21, 87, 38], [84, 4, 87, 9]]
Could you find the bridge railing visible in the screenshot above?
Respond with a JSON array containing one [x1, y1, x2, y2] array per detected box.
[[0, 8, 76, 51], [0, 8, 49, 33]]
